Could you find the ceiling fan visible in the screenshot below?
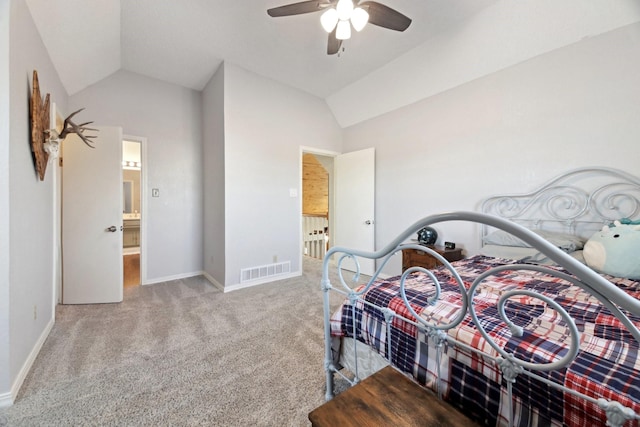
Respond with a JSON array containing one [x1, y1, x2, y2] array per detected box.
[[267, 0, 412, 55]]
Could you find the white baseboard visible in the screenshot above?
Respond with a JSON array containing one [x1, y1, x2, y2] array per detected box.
[[143, 270, 204, 285], [0, 390, 12, 408], [223, 271, 301, 293], [145, 269, 304, 293], [1, 317, 54, 408], [202, 272, 224, 292]]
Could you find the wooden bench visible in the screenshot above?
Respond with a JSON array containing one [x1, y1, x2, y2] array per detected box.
[[309, 366, 479, 427]]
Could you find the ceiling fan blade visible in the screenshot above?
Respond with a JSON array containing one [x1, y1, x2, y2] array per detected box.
[[267, 1, 330, 17], [359, 1, 411, 32], [327, 29, 342, 55]]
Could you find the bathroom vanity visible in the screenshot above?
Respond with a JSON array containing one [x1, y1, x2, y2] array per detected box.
[[123, 215, 140, 248]]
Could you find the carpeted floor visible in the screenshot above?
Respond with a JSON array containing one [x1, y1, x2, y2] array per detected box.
[[0, 257, 349, 426]]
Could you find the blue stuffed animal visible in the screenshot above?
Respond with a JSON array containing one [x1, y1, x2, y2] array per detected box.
[[583, 220, 640, 280]]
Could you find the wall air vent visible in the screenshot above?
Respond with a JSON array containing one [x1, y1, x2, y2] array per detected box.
[[240, 261, 291, 283]]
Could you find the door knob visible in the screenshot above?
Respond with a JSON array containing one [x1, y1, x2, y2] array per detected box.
[[365, 220, 373, 225], [106, 226, 117, 232]]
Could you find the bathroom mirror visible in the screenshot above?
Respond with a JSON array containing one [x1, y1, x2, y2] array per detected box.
[[123, 180, 133, 213]]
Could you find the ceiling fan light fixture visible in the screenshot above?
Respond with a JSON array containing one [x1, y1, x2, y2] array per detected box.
[[336, 19, 351, 40], [267, 0, 412, 55], [336, 0, 354, 21], [350, 7, 369, 32], [320, 8, 339, 33]]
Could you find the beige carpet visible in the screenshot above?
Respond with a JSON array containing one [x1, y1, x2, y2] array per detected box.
[[0, 257, 349, 426]]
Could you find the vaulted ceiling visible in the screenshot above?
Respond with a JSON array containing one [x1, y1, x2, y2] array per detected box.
[[24, 0, 499, 97]]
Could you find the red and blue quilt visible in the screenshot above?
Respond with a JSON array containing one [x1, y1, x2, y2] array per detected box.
[[330, 255, 640, 426]]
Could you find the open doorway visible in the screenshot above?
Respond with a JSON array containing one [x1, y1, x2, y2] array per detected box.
[[300, 147, 376, 276], [301, 151, 334, 262], [122, 139, 141, 287]]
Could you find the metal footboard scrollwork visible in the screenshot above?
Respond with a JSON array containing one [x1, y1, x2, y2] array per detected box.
[[321, 211, 640, 427]]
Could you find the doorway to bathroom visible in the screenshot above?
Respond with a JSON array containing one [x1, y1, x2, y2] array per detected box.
[[122, 139, 142, 287]]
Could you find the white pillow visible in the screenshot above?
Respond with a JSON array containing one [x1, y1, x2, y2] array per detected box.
[[481, 245, 586, 265], [483, 229, 585, 252]]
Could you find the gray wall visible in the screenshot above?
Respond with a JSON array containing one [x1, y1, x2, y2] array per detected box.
[[202, 65, 226, 286], [3, 0, 68, 404], [214, 63, 342, 288], [0, 0, 10, 404], [69, 70, 204, 282], [343, 23, 640, 275]]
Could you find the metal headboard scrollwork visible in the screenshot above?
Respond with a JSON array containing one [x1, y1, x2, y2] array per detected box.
[[480, 167, 640, 244]]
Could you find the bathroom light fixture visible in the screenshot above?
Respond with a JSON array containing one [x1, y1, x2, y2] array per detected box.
[[320, 0, 369, 39], [122, 160, 141, 169]]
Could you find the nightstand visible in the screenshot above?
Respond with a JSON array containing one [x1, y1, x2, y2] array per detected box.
[[402, 245, 463, 271]]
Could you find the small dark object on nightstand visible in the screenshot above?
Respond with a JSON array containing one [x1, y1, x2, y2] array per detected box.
[[417, 227, 438, 245]]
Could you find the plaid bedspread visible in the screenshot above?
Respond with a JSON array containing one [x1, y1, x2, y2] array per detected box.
[[330, 255, 640, 427]]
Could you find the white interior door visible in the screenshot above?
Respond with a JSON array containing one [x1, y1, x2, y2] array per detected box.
[[333, 147, 375, 275], [62, 126, 123, 304]]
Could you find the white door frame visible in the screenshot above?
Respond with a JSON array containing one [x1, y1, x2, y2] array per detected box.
[[299, 146, 340, 272], [123, 135, 148, 285], [299, 146, 376, 275], [55, 127, 149, 301], [51, 104, 63, 308]]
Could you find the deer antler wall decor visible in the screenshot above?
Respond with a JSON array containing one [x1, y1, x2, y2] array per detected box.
[[56, 108, 98, 148], [29, 70, 98, 181], [30, 70, 51, 181]]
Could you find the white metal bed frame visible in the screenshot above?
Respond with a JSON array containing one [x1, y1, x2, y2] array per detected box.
[[321, 167, 640, 427]]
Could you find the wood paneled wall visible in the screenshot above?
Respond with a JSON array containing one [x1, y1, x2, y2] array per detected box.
[[303, 153, 328, 216]]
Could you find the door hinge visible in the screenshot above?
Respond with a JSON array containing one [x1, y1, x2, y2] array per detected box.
[[59, 157, 63, 167]]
